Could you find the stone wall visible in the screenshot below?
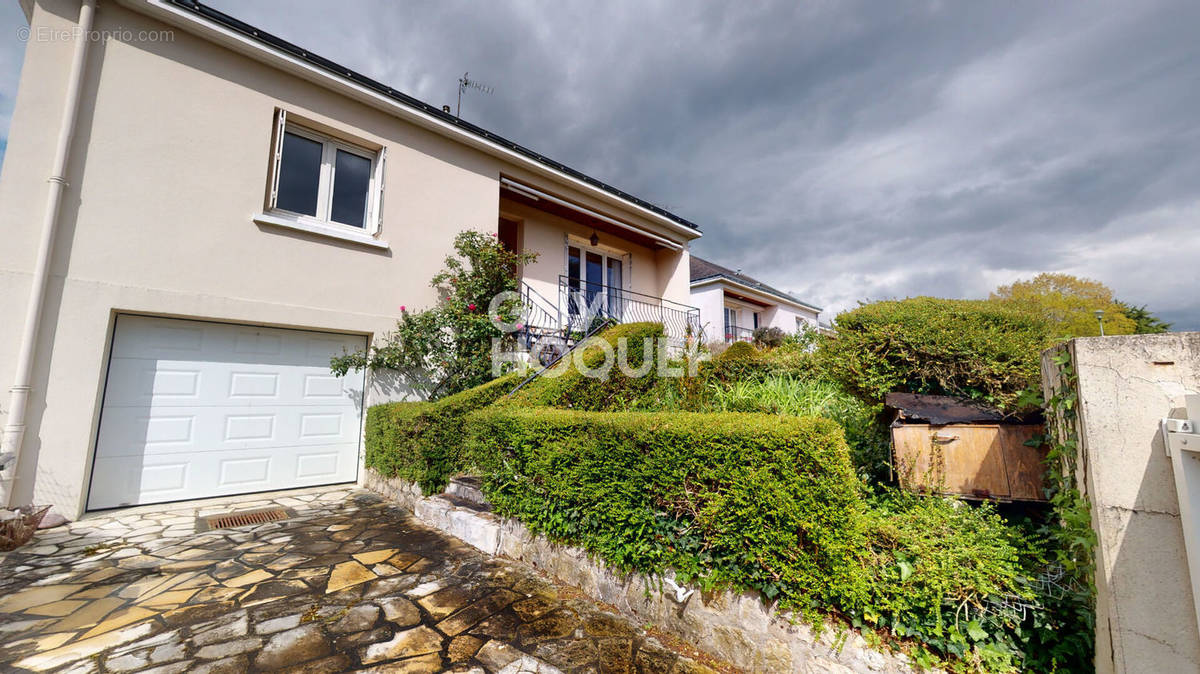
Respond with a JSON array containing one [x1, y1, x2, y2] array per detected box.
[[363, 470, 924, 673], [1041, 333, 1200, 673]]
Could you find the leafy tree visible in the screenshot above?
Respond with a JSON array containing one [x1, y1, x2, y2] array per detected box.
[[330, 230, 537, 399], [1114, 301, 1172, 334], [990, 273, 1135, 337]]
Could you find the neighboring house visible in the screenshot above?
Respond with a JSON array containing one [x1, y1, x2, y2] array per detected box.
[[689, 257, 821, 344], [0, 0, 701, 518]]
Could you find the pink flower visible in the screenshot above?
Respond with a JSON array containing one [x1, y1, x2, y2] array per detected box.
[[490, 232, 497, 237], [446, 296, 452, 301], [399, 305, 406, 312], [468, 303, 477, 311], [515, 323, 525, 330]]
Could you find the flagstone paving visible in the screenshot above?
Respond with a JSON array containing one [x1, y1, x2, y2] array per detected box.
[[0, 487, 724, 673]]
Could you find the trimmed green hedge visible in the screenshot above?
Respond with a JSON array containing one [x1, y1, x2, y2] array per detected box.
[[364, 371, 520, 493], [466, 406, 868, 608], [820, 297, 1053, 410], [503, 322, 667, 411]]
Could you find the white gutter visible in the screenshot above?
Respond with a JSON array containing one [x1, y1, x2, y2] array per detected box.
[[691, 276, 823, 313], [1, 0, 97, 506], [127, 0, 702, 244], [500, 178, 684, 251]]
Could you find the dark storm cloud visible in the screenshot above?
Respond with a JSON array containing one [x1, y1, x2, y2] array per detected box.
[[5, 1, 1197, 327]]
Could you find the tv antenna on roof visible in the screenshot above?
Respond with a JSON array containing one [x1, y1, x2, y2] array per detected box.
[[457, 72, 493, 119]]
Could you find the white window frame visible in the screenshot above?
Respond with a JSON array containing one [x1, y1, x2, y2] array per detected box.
[[257, 110, 387, 248], [562, 235, 632, 292]]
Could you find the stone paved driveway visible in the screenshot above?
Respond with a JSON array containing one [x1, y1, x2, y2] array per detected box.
[[0, 487, 722, 673]]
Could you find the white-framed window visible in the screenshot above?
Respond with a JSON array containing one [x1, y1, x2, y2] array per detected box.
[[565, 243, 627, 319], [266, 110, 385, 234]]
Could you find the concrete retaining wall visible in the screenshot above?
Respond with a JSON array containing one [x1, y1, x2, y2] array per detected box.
[[364, 470, 924, 673], [1041, 333, 1200, 673]]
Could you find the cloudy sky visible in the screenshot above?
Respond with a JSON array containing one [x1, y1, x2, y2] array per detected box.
[[3, 1, 1198, 328]]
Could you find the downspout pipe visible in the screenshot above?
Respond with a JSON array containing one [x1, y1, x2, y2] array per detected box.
[[0, 0, 97, 507]]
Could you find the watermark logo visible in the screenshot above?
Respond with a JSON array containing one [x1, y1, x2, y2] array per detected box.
[[18, 26, 175, 43], [487, 289, 702, 380]]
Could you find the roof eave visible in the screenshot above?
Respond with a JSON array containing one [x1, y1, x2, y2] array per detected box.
[[690, 276, 822, 313], [123, 0, 702, 243]]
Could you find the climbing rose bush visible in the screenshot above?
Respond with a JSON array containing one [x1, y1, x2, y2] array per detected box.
[[330, 230, 537, 399]]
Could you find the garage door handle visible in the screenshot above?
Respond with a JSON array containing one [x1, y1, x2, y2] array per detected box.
[[932, 433, 959, 443]]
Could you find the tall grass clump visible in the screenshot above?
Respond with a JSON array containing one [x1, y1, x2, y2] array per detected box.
[[709, 376, 890, 482]]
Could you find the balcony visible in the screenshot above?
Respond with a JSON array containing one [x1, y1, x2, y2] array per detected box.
[[724, 325, 755, 344], [515, 277, 700, 355]]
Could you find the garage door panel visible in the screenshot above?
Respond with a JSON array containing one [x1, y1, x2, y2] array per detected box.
[[90, 444, 357, 508], [89, 455, 193, 507], [110, 321, 207, 358], [100, 363, 361, 407], [88, 316, 365, 509], [96, 405, 362, 458]]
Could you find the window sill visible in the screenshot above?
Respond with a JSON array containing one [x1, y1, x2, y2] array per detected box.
[[253, 212, 389, 250]]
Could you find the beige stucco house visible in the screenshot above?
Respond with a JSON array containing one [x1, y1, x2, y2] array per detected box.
[[0, 0, 701, 518], [689, 257, 820, 344]]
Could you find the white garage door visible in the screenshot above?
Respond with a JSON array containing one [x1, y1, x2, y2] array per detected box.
[[88, 315, 366, 510]]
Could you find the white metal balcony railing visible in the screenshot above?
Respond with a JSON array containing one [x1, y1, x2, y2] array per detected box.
[[724, 325, 756, 344], [512, 277, 700, 359], [558, 276, 700, 345]]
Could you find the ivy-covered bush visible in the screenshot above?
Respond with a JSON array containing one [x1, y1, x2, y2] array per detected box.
[[364, 372, 520, 493], [466, 406, 869, 608], [820, 297, 1053, 411], [856, 492, 1036, 671]]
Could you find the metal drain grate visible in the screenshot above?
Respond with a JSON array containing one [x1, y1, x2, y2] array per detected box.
[[200, 507, 290, 531]]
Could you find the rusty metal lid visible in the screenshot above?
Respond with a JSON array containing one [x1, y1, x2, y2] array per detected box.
[[884, 392, 1034, 425]]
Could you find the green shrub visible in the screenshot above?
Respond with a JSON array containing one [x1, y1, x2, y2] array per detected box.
[[467, 407, 868, 608], [704, 339, 820, 383], [331, 230, 537, 399], [704, 340, 765, 382], [504, 322, 668, 411], [707, 376, 890, 482], [758, 339, 821, 378], [752, 326, 787, 348], [364, 372, 520, 493], [820, 298, 1053, 411], [856, 492, 1034, 671], [364, 365, 1053, 670]]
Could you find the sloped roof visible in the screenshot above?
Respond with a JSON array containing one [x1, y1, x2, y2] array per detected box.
[[164, 0, 701, 233], [690, 256, 821, 312]]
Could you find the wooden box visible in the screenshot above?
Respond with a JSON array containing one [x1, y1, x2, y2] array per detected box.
[[891, 423, 1048, 502]]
